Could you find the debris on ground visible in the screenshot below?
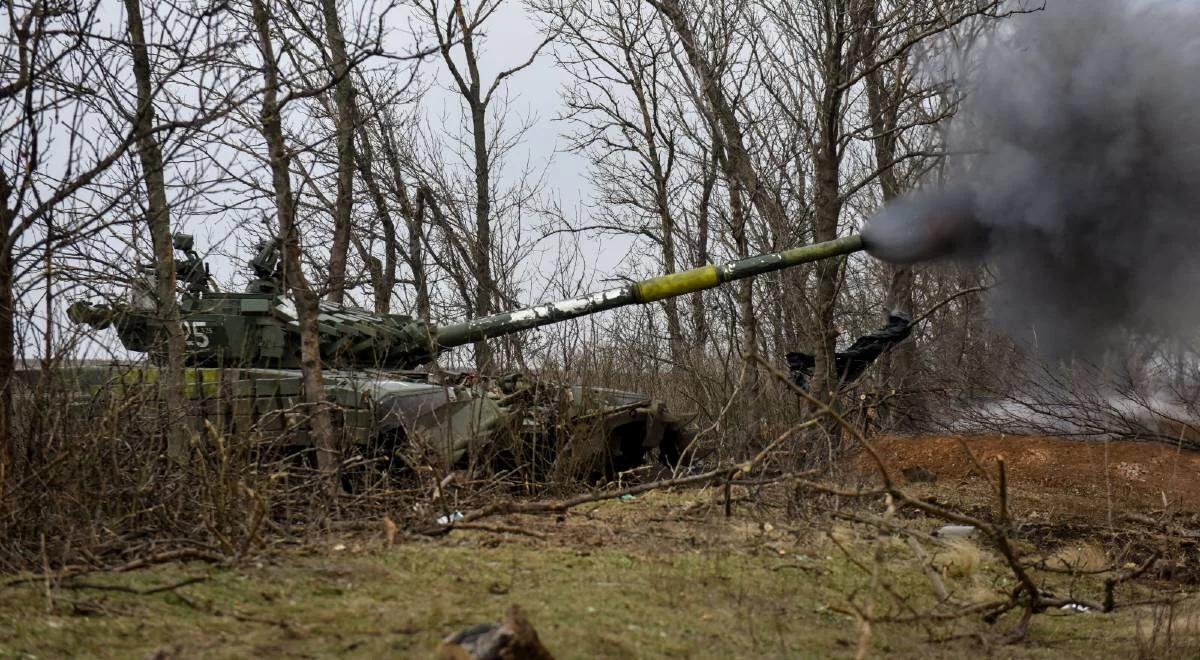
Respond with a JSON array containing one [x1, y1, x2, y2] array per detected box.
[[436, 605, 554, 660]]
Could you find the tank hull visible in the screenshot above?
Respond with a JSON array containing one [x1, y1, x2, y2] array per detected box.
[[17, 364, 691, 478]]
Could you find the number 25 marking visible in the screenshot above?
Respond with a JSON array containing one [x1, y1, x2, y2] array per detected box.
[[183, 321, 210, 348]]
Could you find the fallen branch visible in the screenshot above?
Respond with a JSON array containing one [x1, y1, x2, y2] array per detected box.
[[1104, 552, 1161, 612], [417, 421, 822, 536], [56, 575, 208, 596], [906, 536, 949, 601], [4, 549, 225, 589], [171, 589, 296, 631], [452, 523, 547, 539], [750, 353, 1139, 637]]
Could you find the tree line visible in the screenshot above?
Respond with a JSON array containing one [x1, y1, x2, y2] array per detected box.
[[0, 0, 1024, 490]]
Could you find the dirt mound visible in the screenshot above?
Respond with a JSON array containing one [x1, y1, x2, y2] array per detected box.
[[849, 435, 1200, 521]]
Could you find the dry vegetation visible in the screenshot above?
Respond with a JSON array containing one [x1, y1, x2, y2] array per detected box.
[[3, 462, 1199, 658], [3, 0, 1200, 657], [4, 372, 1200, 657]]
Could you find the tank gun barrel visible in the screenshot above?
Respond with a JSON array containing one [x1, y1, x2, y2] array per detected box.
[[435, 234, 864, 349]]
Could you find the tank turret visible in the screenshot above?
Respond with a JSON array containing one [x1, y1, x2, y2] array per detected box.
[[68, 234, 866, 369]]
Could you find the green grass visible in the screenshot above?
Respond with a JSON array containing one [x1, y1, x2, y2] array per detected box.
[[0, 528, 1171, 659]]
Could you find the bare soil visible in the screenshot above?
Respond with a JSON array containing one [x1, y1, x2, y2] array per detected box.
[[852, 434, 1200, 521]]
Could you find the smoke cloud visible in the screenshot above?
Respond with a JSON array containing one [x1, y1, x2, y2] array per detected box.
[[863, 0, 1200, 358]]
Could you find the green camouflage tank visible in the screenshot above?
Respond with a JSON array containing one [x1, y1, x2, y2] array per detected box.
[[55, 232, 864, 477]]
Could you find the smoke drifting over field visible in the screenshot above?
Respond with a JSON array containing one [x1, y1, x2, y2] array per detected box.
[[863, 0, 1200, 358]]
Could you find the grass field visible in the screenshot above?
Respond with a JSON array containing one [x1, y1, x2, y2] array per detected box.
[[4, 482, 1196, 659]]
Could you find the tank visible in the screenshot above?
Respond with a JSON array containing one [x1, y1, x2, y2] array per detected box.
[[57, 233, 865, 478]]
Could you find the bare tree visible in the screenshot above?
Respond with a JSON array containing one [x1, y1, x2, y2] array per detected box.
[[355, 75, 427, 317], [413, 0, 553, 373], [249, 0, 338, 480], [0, 0, 244, 489], [121, 0, 188, 461], [318, 0, 357, 305], [550, 0, 690, 363], [350, 92, 400, 314]]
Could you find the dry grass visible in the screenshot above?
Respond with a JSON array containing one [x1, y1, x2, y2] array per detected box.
[[931, 538, 984, 580], [0, 488, 1182, 659], [1136, 599, 1200, 659], [5, 367, 1199, 657], [1048, 543, 1109, 573]]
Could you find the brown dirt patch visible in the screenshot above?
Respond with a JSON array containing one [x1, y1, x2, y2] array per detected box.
[[848, 435, 1200, 522]]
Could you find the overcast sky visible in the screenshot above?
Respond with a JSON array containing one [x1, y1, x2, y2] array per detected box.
[[394, 1, 638, 283]]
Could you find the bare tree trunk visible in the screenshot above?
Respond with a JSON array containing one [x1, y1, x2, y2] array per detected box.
[[732, 209, 758, 390], [691, 140, 717, 350], [443, 0, 495, 372], [410, 186, 434, 322], [352, 115, 397, 314], [650, 0, 787, 380], [872, 111, 915, 383], [720, 142, 758, 389], [862, 0, 913, 326], [0, 226, 12, 495], [320, 0, 355, 305], [468, 99, 494, 372], [862, 0, 917, 426], [123, 0, 188, 462], [251, 0, 338, 486], [648, 0, 788, 231], [417, 0, 550, 371], [809, 99, 843, 402], [623, 48, 685, 363], [806, 0, 873, 404], [648, 147, 685, 364], [371, 104, 430, 322]]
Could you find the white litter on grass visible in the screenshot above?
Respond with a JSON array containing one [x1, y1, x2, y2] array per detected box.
[[436, 511, 465, 525], [934, 525, 978, 538]]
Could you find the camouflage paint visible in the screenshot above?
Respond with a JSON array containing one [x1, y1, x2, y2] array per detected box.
[[435, 234, 864, 346]]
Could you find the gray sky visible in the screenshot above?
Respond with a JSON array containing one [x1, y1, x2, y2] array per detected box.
[[398, 1, 638, 282]]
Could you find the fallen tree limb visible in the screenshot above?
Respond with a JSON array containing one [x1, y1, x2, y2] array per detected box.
[[452, 522, 547, 539], [55, 575, 208, 595], [750, 353, 1165, 638], [4, 549, 225, 589], [416, 421, 823, 536]]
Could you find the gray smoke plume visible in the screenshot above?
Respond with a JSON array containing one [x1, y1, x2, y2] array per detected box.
[[863, 0, 1200, 358]]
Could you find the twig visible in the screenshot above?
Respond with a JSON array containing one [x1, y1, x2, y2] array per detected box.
[[1104, 552, 1160, 612], [113, 549, 226, 573], [417, 464, 740, 536], [906, 536, 949, 601], [56, 575, 208, 595], [998, 460, 1009, 530], [171, 590, 295, 631], [5, 549, 224, 588], [855, 554, 879, 660], [451, 523, 547, 539], [672, 360, 748, 476], [952, 436, 999, 495], [911, 286, 990, 325], [723, 480, 733, 518], [874, 599, 1013, 624], [419, 421, 820, 535], [826, 533, 932, 636], [1002, 607, 1034, 644], [833, 511, 946, 546]]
